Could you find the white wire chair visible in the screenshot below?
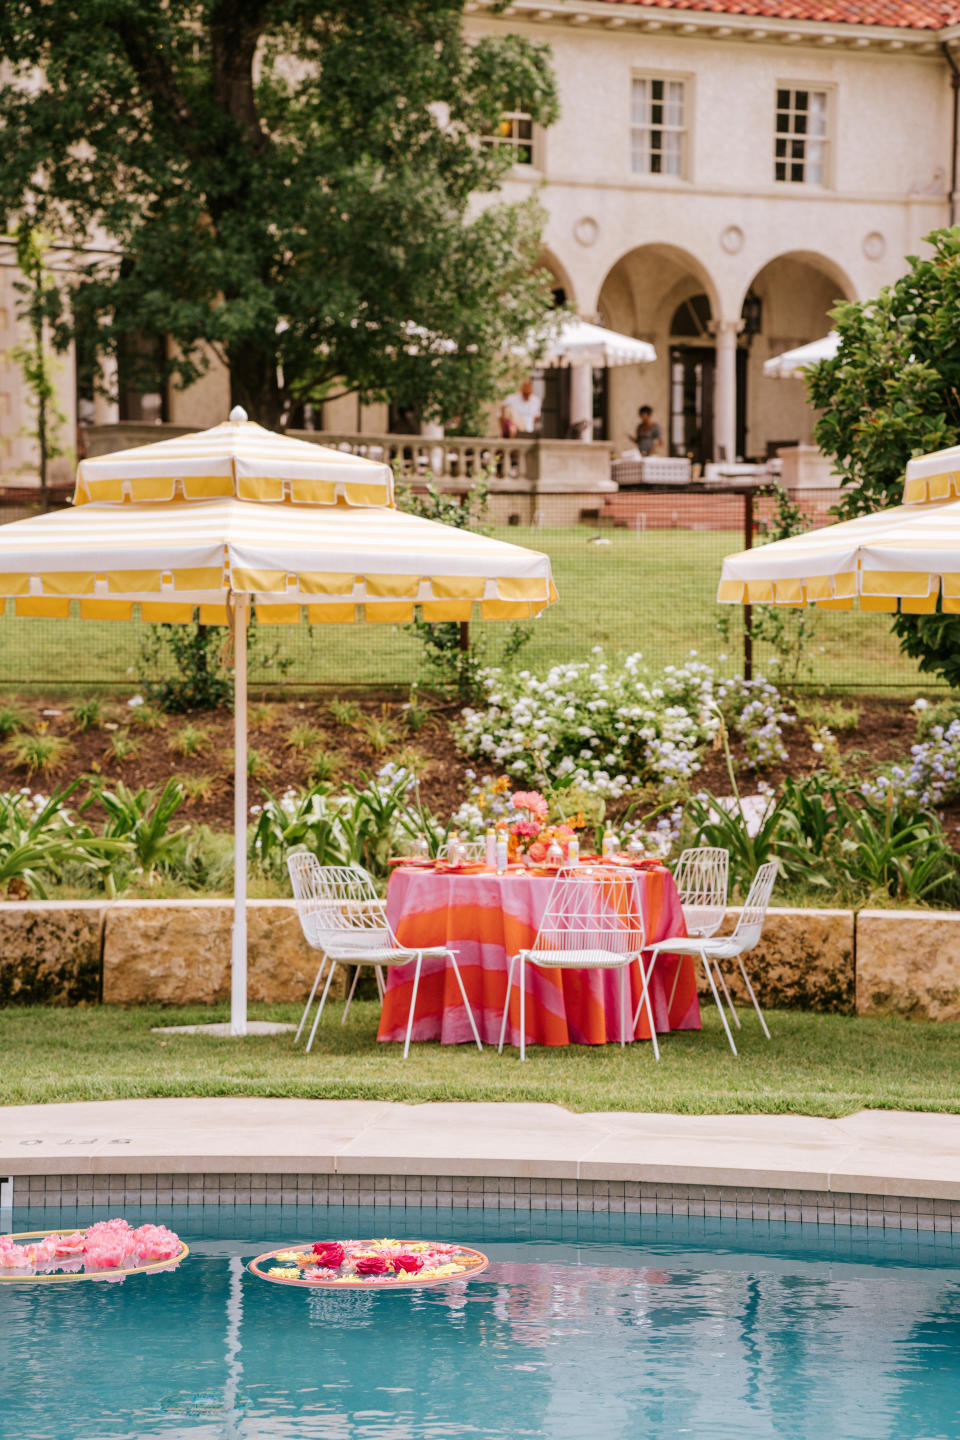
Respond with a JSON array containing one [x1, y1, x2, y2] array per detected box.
[[497, 865, 655, 1061], [437, 839, 486, 863], [665, 846, 729, 1012], [633, 861, 778, 1057], [287, 855, 483, 1059]]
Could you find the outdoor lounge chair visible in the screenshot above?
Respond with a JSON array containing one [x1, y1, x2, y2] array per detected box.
[[287, 855, 483, 1058], [633, 860, 777, 1057]]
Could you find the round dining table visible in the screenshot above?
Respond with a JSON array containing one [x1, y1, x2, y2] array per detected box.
[[377, 864, 701, 1049]]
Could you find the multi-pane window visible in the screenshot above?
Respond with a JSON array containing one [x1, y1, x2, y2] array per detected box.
[[484, 110, 536, 166], [775, 88, 828, 185], [631, 77, 686, 177]]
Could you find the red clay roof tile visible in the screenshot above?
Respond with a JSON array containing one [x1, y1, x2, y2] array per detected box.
[[595, 0, 960, 28]]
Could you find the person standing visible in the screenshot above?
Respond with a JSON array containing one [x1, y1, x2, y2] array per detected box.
[[632, 404, 663, 455], [500, 378, 542, 438]]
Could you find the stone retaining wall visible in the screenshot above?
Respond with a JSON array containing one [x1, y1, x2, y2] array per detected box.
[[0, 900, 959, 1021]]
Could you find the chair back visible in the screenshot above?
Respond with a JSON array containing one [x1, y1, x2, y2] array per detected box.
[[730, 862, 778, 950], [287, 856, 391, 951], [530, 865, 646, 962], [437, 839, 485, 863], [672, 846, 729, 938]]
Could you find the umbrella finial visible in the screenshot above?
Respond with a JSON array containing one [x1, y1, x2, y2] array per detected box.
[[229, 405, 248, 423]]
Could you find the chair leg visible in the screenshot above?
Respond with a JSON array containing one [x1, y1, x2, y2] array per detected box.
[[341, 964, 361, 1026], [701, 953, 738, 1057], [295, 956, 327, 1045], [714, 963, 741, 1030], [519, 955, 526, 1063], [449, 952, 483, 1051], [498, 954, 516, 1055], [667, 957, 682, 1014], [305, 958, 339, 1054], [736, 954, 771, 1039], [633, 945, 661, 1031], [634, 954, 660, 1062], [402, 954, 423, 1060], [374, 966, 385, 1000]]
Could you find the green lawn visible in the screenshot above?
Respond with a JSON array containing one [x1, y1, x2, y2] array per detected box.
[[0, 527, 932, 692], [3, 1000, 958, 1116]]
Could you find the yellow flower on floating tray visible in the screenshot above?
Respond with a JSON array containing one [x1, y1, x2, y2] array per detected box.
[[270, 1267, 300, 1280], [274, 1250, 304, 1263]]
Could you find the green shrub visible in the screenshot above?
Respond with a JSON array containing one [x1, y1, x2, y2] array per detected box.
[[5, 732, 71, 775]]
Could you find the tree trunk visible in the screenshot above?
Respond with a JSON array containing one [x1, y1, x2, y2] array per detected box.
[[227, 345, 284, 430]]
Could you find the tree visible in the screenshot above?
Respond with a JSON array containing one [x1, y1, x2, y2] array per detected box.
[[0, 2, 560, 431], [808, 227, 960, 688], [8, 225, 68, 510]]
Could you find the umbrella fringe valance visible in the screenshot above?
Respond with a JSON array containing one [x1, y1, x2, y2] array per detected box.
[[719, 569, 960, 613], [0, 593, 554, 624]]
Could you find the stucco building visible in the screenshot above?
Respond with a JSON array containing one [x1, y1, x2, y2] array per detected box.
[[1, 0, 958, 480]]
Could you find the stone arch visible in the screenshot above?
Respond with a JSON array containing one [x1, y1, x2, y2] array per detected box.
[[739, 250, 856, 459], [597, 243, 722, 464], [537, 248, 578, 311]]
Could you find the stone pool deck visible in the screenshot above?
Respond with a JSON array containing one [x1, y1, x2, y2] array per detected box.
[[4, 1099, 960, 1229]]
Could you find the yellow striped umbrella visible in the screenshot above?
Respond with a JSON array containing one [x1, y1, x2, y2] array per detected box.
[[718, 450, 960, 615], [2, 408, 556, 1034]]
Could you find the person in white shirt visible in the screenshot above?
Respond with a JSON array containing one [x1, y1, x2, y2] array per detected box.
[[500, 378, 542, 438]]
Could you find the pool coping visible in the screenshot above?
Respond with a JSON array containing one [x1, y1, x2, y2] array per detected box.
[[3, 1099, 960, 1230]]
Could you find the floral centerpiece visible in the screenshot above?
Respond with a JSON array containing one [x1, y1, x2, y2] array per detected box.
[[250, 1237, 489, 1288], [0, 1218, 185, 1283], [451, 775, 586, 865]]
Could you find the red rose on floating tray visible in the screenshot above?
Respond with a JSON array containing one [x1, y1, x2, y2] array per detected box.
[[312, 1242, 345, 1268], [393, 1254, 424, 1274], [355, 1255, 389, 1276]]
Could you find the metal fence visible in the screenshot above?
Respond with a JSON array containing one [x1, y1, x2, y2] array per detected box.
[[0, 488, 944, 694]]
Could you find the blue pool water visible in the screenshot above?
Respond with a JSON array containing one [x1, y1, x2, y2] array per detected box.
[[2, 1203, 960, 1439]]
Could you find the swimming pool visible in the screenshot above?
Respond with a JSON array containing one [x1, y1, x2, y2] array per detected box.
[[2, 1202, 960, 1439]]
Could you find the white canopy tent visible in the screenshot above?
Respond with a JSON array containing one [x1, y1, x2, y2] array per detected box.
[[539, 318, 656, 369]]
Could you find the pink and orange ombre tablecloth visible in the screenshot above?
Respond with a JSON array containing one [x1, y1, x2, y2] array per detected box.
[[377, 866, 701, 1049]]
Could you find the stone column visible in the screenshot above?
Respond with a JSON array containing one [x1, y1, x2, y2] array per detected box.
[[568, 361, 593, 443], [709, 319, 743, 463], [420, 420, 446, 478]]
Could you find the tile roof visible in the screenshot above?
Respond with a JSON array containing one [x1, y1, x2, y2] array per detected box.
[[597, 0, 960, 27]]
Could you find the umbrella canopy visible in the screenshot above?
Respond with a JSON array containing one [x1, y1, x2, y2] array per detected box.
[[717, 450, 960, 614], [762, 332, 839, 379], [1, 408, 556, 1033], [539, 319, 656, 369]]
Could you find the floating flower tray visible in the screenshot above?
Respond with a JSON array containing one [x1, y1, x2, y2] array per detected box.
[[249, 1237, 490, 1289], [0, 1219, 187, 1284]]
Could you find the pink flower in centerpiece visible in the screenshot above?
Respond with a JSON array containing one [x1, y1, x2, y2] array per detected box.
[[510, 820, 540, 839], [528, 841, 547, 863], [512, 792, 548, 818], [355, 1255, 389, 1276], [312, 1241, 345, 1268], [392, 1253, 424, 1274]]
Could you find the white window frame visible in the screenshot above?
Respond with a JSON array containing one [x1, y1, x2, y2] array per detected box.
[[630, 73, 690, 181], [484, 109, 540, 170], [774, 84, 832, 188]]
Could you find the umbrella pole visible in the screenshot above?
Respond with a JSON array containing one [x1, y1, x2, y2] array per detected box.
[[230, 593, 249, 1037]]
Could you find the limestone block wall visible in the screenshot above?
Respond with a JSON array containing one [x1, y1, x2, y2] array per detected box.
[[0, 900, 104, 1005], [695, 907, 855, 1014], [856, 910, 960, 1022], [101, 900, 346, 1005]]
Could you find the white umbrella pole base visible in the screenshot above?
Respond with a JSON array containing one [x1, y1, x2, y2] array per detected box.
[[151, 1022, 296, 1038]]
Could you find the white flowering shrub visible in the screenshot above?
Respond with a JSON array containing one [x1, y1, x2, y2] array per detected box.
[[862, 719, 960, 810], [715, 675, 795, 769], [616, 806, 685, 860], [456, 650, 793, 796]]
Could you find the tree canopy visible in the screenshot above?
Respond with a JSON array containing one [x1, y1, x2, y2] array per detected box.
[[808, 227, 960, 688], [0, 1, 560, 429]]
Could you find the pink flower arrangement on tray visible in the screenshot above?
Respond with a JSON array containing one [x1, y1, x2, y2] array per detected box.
[[506, 789, 579, 865], [0, 1218, 185, 1282], [251, 1236, 489, 1288]]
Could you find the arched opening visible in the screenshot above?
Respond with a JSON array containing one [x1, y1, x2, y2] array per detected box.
[[598, 245, 720, 465], [739, 251, 855, 461]]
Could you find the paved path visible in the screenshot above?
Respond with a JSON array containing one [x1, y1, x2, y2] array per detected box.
[[3, 1099, 960, 1198]]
